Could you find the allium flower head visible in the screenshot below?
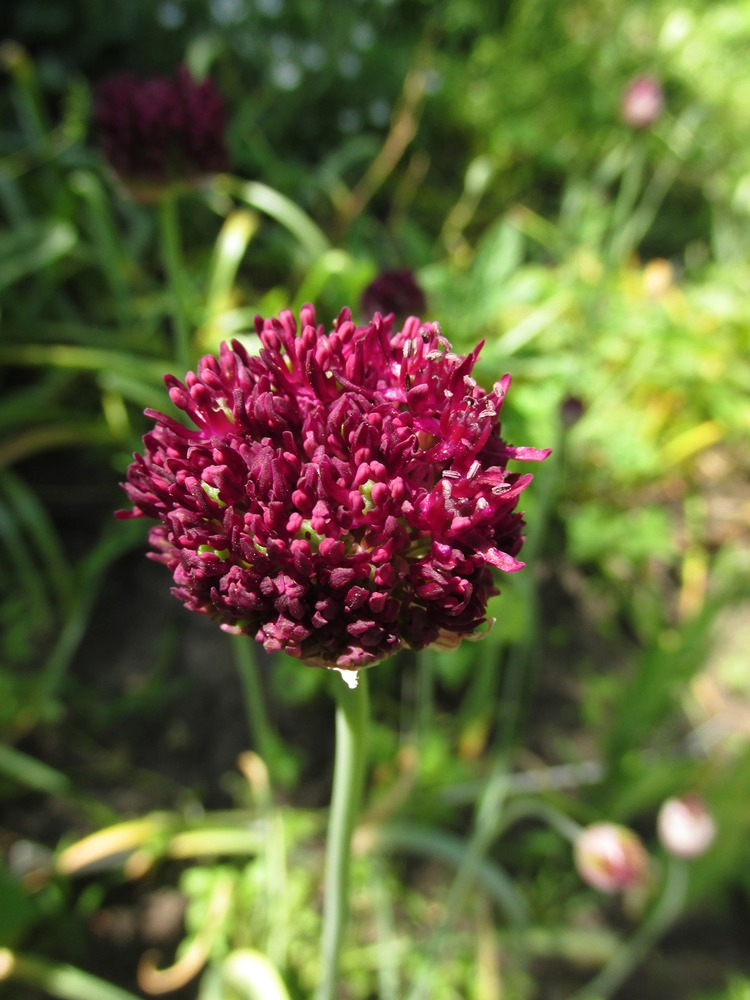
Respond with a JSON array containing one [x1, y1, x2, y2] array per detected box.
[[575, 822, 650, 894], [95, 66, 228, 194], [119, 307, 548, 676]]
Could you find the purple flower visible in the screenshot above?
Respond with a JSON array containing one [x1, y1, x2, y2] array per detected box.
[[620, 74, 665, 130], [95, 66, 229, 194], [361, 269, 427, 323], [119, 307, 549, 676]]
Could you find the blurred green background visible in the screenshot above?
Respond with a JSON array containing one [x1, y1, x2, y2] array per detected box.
[[1, 0, 750, 998]]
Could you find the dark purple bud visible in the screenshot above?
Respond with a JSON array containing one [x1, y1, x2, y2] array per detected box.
[[361, 269, 427, 322], [95, 66, 229, 197], [560, 395, 585, 428]]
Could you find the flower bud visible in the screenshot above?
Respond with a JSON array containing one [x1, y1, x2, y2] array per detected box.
[[360, 269, 427, 323], [560, 395, 585, 428], [620, 74, 664, 130], [574, 822, 649, 894], [657, 795, 716, 859], [95, 66, 229, 199]]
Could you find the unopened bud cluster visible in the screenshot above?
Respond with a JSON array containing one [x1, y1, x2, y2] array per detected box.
[[575, 794, 716, 893]]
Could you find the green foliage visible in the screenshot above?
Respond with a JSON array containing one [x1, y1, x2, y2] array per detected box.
[[700, 977, 750, 1000], [0, 867, 38, 947]]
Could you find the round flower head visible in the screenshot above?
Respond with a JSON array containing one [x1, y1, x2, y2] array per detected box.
[[361, 269, 427, 324], [575, 822, 649, 894], [657, 795, 716, 859], [620, 74, 664, 130], [95, 66, 228, 196], [119, 307, 549, 678]]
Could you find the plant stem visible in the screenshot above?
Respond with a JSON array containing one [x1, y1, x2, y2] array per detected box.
[[231, 636, 277, 778], [570, 857, 688, 1000], [158, 192, 192, 370], [315, 670, 370, 1000], [0, 948, 141, 1000], [405, 760, 524, 1000]]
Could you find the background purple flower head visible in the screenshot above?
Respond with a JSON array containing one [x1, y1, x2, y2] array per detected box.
[[119, 307, 549, 675], [95, 66, 229, 192], [361, 269, 427, 324]]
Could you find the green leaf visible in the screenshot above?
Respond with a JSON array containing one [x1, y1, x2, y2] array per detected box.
[[0, 220, 77, 290], [0, 744, 72, 797], [0, 949, 142, 1000], [222, 950, 292, 1000], [0, 869, 37, 946], [219, 178, 330, 263]]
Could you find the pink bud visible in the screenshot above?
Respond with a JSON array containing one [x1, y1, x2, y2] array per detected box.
[[575, 822, 649, 894], [621, 74, 664, 129], [657, 796, 716, 859]]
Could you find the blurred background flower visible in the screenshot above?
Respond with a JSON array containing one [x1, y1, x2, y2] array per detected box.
[[657, 795, 717, 859], [360, 268, 427, 323], [620, 73, 665, 130], [574, 822, 650, 894], [95, 66, 229, 195]]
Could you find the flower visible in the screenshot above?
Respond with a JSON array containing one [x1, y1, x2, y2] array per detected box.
[[95, 66, 228, 194], [560, 395, 585, 428], [361, 270, 427, 324], [119, 307, 549, 676], [574, 822, 649, 894], [657, 795, 716, 859], [620, 74, 664, 130]]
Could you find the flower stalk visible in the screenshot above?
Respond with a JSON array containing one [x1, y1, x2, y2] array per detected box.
[[571, 856, 688, 999], [0, 948, 141, 1000], [231, 635, 281, 787], [316, 670, 370, 1000], [158, 191, 192, 371]]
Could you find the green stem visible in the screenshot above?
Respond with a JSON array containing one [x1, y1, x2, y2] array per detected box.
[[0, 948, 141, 1000], [608, 109, 702, 265], [372, 820, 528, 929], [71, 170, 132, 327], [158, 192, 192, 370], [405, 766, 585, 1000], [405, 760, 520, 1000], [570, 857, 689, 1000], [231, 637, 277, 775], [315, 671, 370, 1000], [495, 797, 584, 844], [415, 648, 435, 744], [605, 143, 646, 264], [371, 856, 400, 1000]]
